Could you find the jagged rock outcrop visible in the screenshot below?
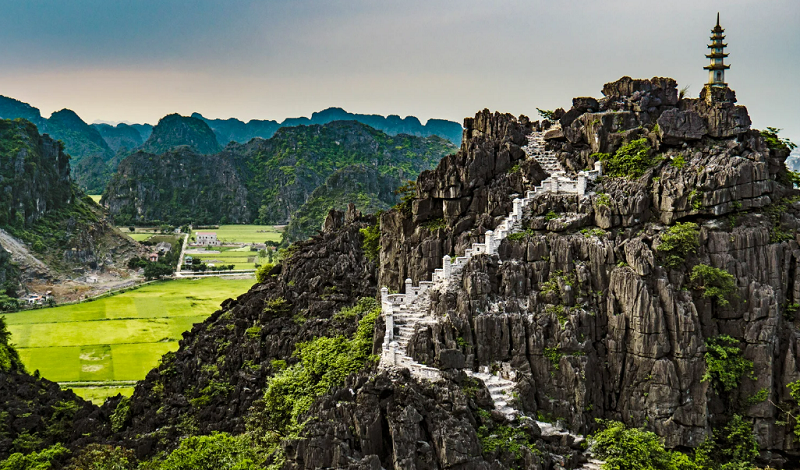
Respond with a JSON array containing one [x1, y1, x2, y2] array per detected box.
[[375, 76, 800, 465], [111, 210, 379, 455]]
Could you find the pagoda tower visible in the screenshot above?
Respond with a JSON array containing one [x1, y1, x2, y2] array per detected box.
[[704, 13, 730, 87]]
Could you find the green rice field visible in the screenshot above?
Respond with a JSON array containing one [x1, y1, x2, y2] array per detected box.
[[191, 225, 282, 244], [88, 195, 102, 204], [187, 248, 267, 270], [4, 277, 253, 404]]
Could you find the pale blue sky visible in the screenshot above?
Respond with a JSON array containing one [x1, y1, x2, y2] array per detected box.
[[0, 0, 797, 143]]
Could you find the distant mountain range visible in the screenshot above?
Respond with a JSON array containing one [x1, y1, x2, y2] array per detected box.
[[0, 95, 462, 193]]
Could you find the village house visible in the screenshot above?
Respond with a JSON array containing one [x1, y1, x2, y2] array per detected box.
[[148, 252, 159, 262], [195, 232, 221, 246]]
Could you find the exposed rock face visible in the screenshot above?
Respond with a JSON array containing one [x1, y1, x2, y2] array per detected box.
[[375, 76, 800, 464], [140, 114, 221, 155], [381, 109, 546, 290], [0, 119, 139, 280]]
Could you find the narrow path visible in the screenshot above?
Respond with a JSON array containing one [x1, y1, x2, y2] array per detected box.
[[174, 232, 189, 277]]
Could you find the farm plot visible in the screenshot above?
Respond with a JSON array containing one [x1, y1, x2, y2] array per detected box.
[[4, 277, 253, 404]]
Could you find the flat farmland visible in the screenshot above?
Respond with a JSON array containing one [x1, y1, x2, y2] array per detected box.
[[191, 224, 283, 244], [4, 277, 253, 403], [188, 248, 265, 270]]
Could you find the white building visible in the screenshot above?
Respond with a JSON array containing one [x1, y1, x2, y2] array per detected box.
[[196, 232, 221, 246]]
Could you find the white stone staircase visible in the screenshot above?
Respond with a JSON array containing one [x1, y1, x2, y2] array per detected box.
[[523, 132, 564, 174], [378, 128, 603, 424], [465, 367, 518, 420]]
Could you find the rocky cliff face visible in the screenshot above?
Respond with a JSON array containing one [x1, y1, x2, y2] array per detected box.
[[376, 76, 800, 464], [140, 114, 221, 155], [0, 119, 139, 280]]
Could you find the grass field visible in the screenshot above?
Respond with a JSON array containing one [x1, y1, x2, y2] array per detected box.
[[188, 249, 266, 270], [4, 277, 253, 404], [88, 195, 102, 204], [191, 225, 282, 244]]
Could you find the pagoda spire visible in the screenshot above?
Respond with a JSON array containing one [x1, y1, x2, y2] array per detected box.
[[704, 12, 730, 87]]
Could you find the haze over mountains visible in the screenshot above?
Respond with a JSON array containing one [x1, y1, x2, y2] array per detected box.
[[0, 94, 462, 194]]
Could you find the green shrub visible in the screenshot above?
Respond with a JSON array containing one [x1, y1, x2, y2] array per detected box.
[[422, 218, 446, 231], [589, 421, 676, 470], [595, 193, 612, 207], [786, 380, 800, 441], [260, 297, 380, 436], [760, 127, 797, 151], [1, 443, 70, 470], [544, 347, 562, 370], [689, 189, 703, 211], [65, 444, 136, 470], [544, 211, 559, 221], [702, 335, 753, 393], [255, 263, 274, 283], [592, 138, 659, 178], [655, 222, 699, 268], [670, 155, 686, 169], [245, 326, 262, 339], [690, 264, 737, 306], [333, 297, 379, 322], [477, 423, 538, 459], [536, 108, 556, 122], [157, 433, 262, 470], [693, 415, 758, 470], [110, 397, 131, 433], [359, 223, 380, 261], [393, 180, 417, 216]]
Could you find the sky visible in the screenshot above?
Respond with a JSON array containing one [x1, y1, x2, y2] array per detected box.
[[0, 0, 797, 143]]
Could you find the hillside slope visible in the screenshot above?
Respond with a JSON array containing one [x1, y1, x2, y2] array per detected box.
[[0, 119, 139, 282]]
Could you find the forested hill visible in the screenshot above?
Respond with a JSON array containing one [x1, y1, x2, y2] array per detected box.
[[102, 120, 457, 231], [0, 95, 463, 193]]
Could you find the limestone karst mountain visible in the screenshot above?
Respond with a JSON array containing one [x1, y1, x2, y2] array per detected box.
[[1, 75, 799, 469], [102, 121, 457, 230], [0, 119, 139, 286]]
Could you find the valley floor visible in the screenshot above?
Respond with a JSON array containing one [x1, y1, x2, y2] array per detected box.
[[3, 277, 253, 403]]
